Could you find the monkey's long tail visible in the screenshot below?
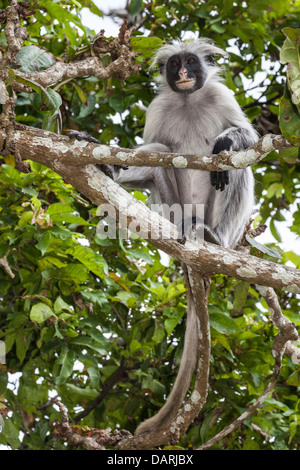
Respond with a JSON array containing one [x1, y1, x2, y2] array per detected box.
[[135, 266, 199, 437]]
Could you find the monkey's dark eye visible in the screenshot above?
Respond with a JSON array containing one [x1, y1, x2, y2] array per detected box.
[[171, 60, 179, 68], [205, 54, 215, 65], [187, 57, 195, 65]]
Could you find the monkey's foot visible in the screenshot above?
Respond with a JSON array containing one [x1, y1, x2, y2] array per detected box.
[[69, 130, 101, 144], [68, 131, 127, 176]]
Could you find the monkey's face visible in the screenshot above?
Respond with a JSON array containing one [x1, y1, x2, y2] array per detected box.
[[165, 53, 207, 94]]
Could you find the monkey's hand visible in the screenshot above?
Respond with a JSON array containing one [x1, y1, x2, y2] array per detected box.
[[210, 170, 229, 191], [211, 135, 233, 191]]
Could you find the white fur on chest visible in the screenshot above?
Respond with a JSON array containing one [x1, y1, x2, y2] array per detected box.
[[143, 84, 227, 155]]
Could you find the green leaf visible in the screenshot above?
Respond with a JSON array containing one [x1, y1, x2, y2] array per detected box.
[[72, 81, 87, 105], [116, 291, 137, 308], [209, 313, 240, 335], [1, 418, 20, 449], [129, 339, 141, 354], [58, 263, 90, 283], [130, 0, 143, 19], [78, 94, 96, 118], [0, 369, 8, 394], [245, 235, 282, 258], [65, 245, 108, 278], [60, 383, 99, 401], [47, 203, 75, 215], [286, 369, 300, 386], [152, 324, 165, 343], [36, 231, 51, 256], [279, 96, 300, 146], [56, 348, 76, 385], [18, 210, 33, 227], [233, 281, 250, 313], [266, 182, 283, 199], [30, 303, 56, 324], [212, 329, 232, 353], [16, 45, 55, 72], [15, 330, 28, 364], [243, 438, 261, 450], [270, 219, 282, 243], [86, 364, 100, 387], [70, 336, 107, 355], [149, 379, 166, 398], [130, 37, 163, 59], [53, 296, 73, 315], [11, 71, 57, 111], [164, 317, 181, 336], [109, 94, 125, 113], [280, 28, 300, 107]]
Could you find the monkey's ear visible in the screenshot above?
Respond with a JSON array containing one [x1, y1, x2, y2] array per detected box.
[[158, 63, 164, 74], [205, 54, 215, 65]]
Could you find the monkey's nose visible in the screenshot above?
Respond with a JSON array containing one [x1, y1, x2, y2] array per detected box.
[[179, 67, 188, 80]]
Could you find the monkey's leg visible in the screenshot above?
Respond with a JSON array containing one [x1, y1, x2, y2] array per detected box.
[[210, 167, 254, 248]]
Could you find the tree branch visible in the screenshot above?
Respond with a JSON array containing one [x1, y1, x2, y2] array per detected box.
[[1, 125, 293, 172], [53, 398, 105, 450], [0, 126, 299, 294], [53, 398, 132, 449], [15, 54, 137, 88]]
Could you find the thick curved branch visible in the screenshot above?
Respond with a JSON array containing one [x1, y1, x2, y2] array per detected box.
[[0, 124, 294, 172], [0, 126, 299, 294]]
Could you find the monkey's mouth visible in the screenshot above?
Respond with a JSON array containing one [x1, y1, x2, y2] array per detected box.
[[175, 78, 196, 90]]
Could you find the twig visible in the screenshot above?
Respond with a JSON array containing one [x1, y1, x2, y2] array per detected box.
[[0, 251, 15, 278], [251, 423, 272, 441]]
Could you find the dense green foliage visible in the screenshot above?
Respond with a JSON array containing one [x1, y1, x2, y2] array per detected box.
[[0, 0, 300, 450]]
